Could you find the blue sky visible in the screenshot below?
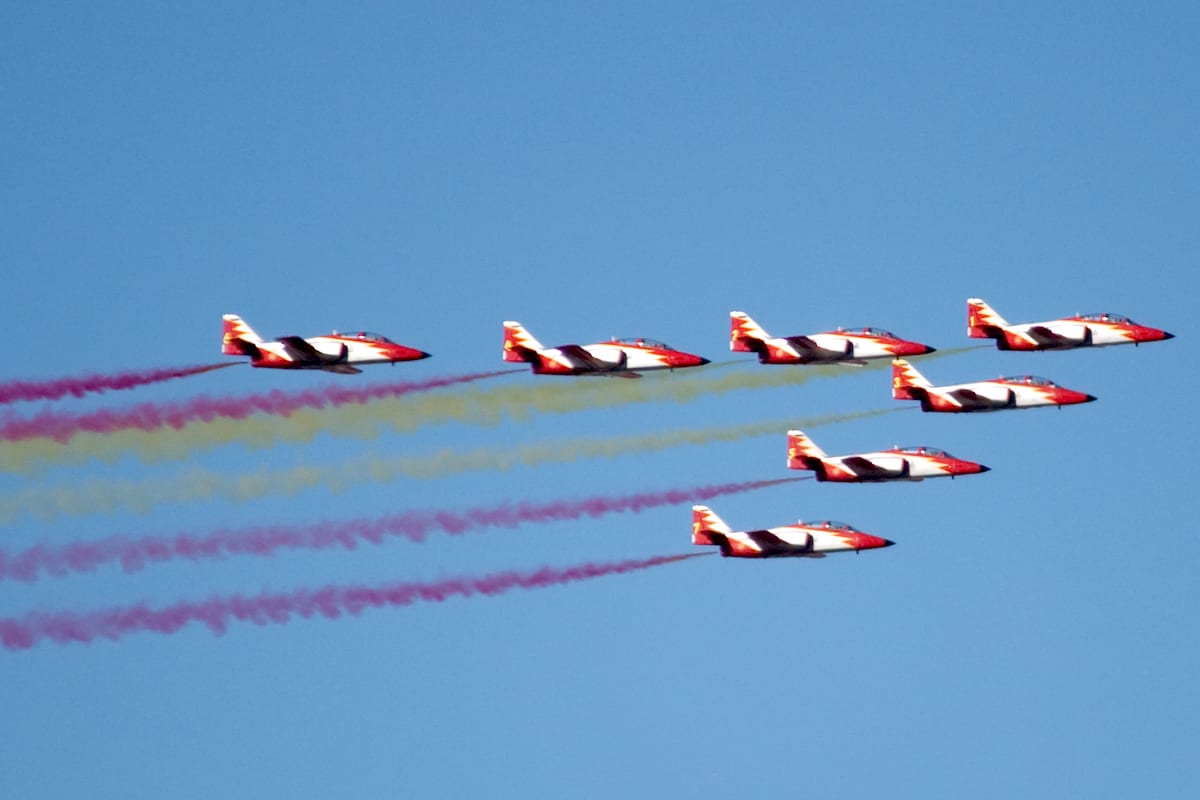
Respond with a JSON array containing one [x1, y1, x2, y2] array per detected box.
[[2, 3, 1196, 797]]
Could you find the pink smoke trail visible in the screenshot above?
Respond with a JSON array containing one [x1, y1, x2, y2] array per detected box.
[[0, 552, 708, 650], [0, 478, 801, 582], [0, 370, 517, 443], [0, 363, 238, 405]]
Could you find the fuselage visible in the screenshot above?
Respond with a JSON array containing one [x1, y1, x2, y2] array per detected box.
[[752, 330, 934, 364], [791, 447, 989, 481], [970, 311, 1173, 351], [531, 340, 708, 375], [723, 521, 893, 557], [248, 333, 429, 369], [914, 376, 1094, 413]]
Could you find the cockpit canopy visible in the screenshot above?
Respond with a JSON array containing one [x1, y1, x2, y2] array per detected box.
[[838, 326, 895, 338], [611, 337, 670, 349], [337, 331, 393, 343], [895, 446, 948, 457], [1077, 312, 1132, 324], [1001, 375, 1057, 386], [799, 520, 859, 532]]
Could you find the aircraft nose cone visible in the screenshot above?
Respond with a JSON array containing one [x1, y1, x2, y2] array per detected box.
[[922, 345, 937, 355], [977, 464, 991, 473], [696, 356, 712, 366], [1162, 331, 1175, 340], [1083, 394, 1098, 403], [881, 539, 896, 548]]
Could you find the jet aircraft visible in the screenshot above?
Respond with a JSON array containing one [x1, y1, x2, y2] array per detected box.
[[892, 358, 1096, 413], [502, 321, 709, 377], [691, 505, 894, 558], [730, 311, 934, 365], [787, 429, 989, 482], [967, 298, 1173, 351], [222, 314, 430, 374]]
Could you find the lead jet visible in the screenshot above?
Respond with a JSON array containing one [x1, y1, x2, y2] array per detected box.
[[730, 311, 934, 365], [892, 358, 1096, 413], [787, 429, 989, 482], [967, 298, 1174, 351], [692, 505, 894, 558], [222, 314, 430, 374], [502, 321, 709, 378]]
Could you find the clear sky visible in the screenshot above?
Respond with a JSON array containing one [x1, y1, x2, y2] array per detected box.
[[2, 3, 1196, 797]]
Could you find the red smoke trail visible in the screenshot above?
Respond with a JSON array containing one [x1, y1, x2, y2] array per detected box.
[[0, 363, 237, 405], [0, 478, 801, 582], [0, 553, 707, 650], [0, 370, 516, 443]]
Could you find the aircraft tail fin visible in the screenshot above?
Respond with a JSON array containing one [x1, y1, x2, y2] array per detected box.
[[787, 430, 827, 469], [503, 321, 544, 363], [692, 505, 734, 546], [222, 314, 264, 356], [730, 311, 770, 352], [892, 358, 932, 400], [967, 298, 1009, 339]]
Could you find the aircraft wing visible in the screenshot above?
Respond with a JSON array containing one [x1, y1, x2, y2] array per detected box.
[[783, 335, 851, 361], [278, 336, 345, 366], [840, 456, 896, 479], [1025, 325, 1070, 347], [322, 364, 363, 375], [744, 529, 806, 555], [946, 388, 990, 409], [556, 344, 628, 373]]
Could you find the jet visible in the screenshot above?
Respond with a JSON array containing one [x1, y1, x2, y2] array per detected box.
[[730, 310, 935, 365], [967, 298, 1174, 351], [222, 314, 430, 374], [692, 505, 894, 558], [892, 358, 1096, 413], [787, 429, 990, 482], [502, 321, 709, 378]]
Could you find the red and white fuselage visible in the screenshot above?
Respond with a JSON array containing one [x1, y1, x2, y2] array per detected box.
[[786, 429, 989, 482], [691, 505, 893, 558], [892, 358, 1096, 413], [730, 311, 934, 365], [503, 321, 709, 377], [222, 314, 430, 375], [967, 298, 1174, 351]]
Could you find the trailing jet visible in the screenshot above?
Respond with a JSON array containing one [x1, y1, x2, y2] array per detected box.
[[787, 429, 989, 482], [967, 298, 1174, 351], [222, 314, 430, 374], [892, 358, 1096, 413], [502, 321, 709, 378], [692, 505, 893, 558], [730, 310, 935, 365]]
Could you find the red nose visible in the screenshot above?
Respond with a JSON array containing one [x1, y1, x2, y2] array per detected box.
[[668, 352, 710, 367], [1133, 326, 1173, 343], [850, 532, 894, 550], [389, 345, 431, 361]]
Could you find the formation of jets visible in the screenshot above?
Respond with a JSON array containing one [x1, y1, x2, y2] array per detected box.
[[219, 301, 1171, 560]]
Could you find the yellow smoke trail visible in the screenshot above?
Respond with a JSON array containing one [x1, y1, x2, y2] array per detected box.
[[0, 408, 903, 523], [0, 350, 965, 474]]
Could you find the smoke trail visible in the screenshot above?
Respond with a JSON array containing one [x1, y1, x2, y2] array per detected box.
[[0, 408, 894, 522], [0, 350, 965, 473], [0, 478, 798, 582], [0, 369, 518, 444], [0, 553, 708, 650], [0, 363, 238, 405]]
